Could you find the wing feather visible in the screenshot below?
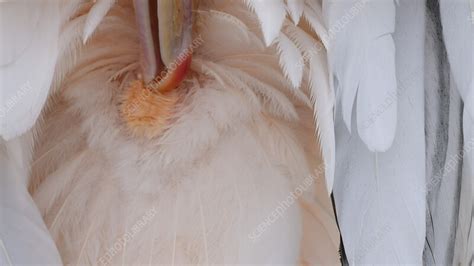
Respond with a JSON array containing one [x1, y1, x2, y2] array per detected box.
[[324, 0, 397, 152], [283, 23, 335, 192], [286, 0, 304, 24], [439, 0, 473, 119], [244, 0, 286, 45], [275, 33, 304, 88], [356, 36, 397, 151], [0, 1, 60, 140], [209, 0, 337, 192], [0, 137, 62, 264], [332, 1, 427, 264], [82, 0, 116, 43], [309, 53, 335, 193], [454, 112, 474, 264], [303, 7, 329, 48], [439, 1, 474, 263]]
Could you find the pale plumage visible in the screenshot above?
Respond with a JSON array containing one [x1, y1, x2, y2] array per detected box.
[[245, 0, 335, 192], [1, 0, 339, 264], [0, 1, 62, 264], [423, 2, 465, 263], [330, 0, 473, 264], [439, 0, 474, 264], [82, 0, 116, 43], [2, 0, 473, 265], [455, 112, 474, 265], [245, 0, 287, 46], [286, 0, 304, 24], [440, 0, 473, 120], [330, 0, 426, 264], [0, 135, 62, 265], [325, 0, 398, 152], [0, 0, 59, 140]]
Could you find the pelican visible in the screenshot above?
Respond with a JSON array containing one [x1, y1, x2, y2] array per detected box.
[[0, 0, 472, 265], [0, 0, 338, 264]]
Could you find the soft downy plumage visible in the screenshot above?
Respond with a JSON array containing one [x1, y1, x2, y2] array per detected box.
[[1, 0, 340, 264], [2, 0, 473, 265]]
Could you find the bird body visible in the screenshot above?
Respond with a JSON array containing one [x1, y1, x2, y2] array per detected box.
[[1, 0, 473, 265], [1, 0, 339, 264]]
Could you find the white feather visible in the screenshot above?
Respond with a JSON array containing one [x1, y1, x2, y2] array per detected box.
[[333, 0, 426, 264], [0, 1, 60, 140], [275, 32, 304, 88], [439, 0, 473, 120], [286, 0, 304, 24], [282, 22, 335, 193], [220, 57, 311, 106], [245, 0, 286, 46], [213, 62, 299, 121], [0, 136, 62, 264], [82, 0, 116, 43], [303, 7, 329, 49], [309, 54, 335, 193], [282, 21, 320, 59], [214, 0, 337, 191], [440, 1, 474, 263], [206, 9, 251, 41], [453, 112, 474, 264], [325, 0, 397, 152], [356, 36, 397, 151]]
